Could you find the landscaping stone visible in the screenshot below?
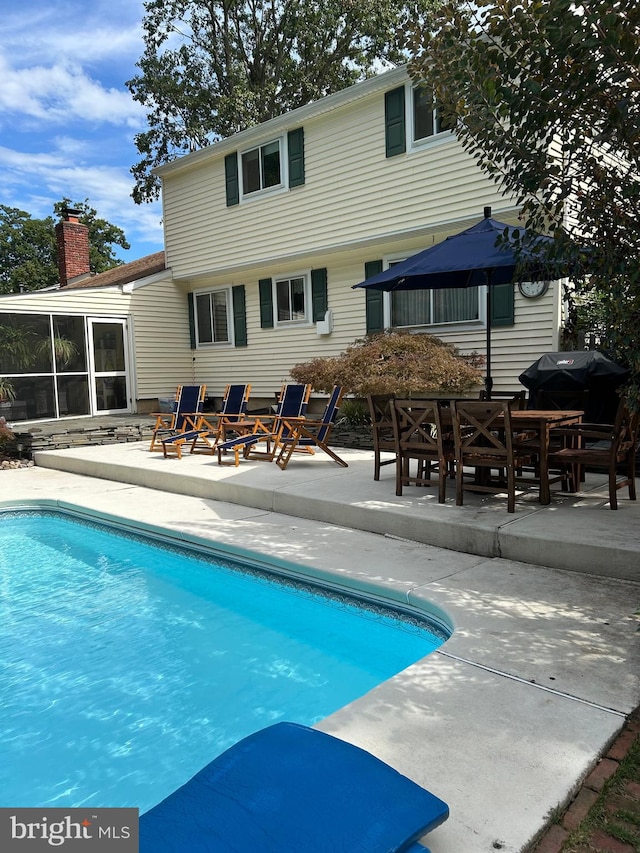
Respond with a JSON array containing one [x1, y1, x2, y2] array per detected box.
[[530, 824, 569, 853], [562, 788, 600, 831], [0, 458, 34, 470], [586, 829, 636, 853], [586, 758, 621, 793], [8, 417, 373, 457]]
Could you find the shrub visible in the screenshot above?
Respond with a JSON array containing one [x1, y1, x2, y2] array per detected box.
[[0, 417, 15, 458], [336, 399, 370, 427], [290, 331, 484, 396]]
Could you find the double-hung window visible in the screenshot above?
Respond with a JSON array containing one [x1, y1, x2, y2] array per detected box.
[[241, 140, 282, 196], [385, 84, 453, 158], [412, 86, 451, 144], [195, 289, 232, 345], [225, 128, 304, 205], [275, 275, 308, 324]]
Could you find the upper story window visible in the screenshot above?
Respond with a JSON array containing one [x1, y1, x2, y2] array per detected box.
[[241, 140, 282, 196], [275, 275, 310, 324], [195, 288, 232, 345], [385, 84, 452, 158], [412, 86, 450, 143], [225, 128, 305, 206]]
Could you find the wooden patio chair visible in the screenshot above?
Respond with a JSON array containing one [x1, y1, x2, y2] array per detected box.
[[367, 394, 396, 480], [513, 389, 589, 484], [548, 398, 639, 509], [149, 384, 206, 457], [275, 386, 348, 470], [536, 389, 590, 413], [451, 400, 533, 513], [479, 389, 527, 409], [391, 399, 454, 503]]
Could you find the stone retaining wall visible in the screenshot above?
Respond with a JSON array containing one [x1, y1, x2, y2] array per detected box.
[[10, 419, 373, 456], [13, 421, 156, 456]]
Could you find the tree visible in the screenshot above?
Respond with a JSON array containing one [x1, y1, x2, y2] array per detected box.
[[0, 200, 130, 294], [127, 0, 438, 203], [405, 0, 640, 401], [0, 207, 57, 293]]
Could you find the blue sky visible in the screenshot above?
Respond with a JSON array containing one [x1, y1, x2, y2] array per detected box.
[[1, 1, 164, 262]]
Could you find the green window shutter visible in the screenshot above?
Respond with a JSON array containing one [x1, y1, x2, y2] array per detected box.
[[364, 260, 384, 333], [187, 292, 196, 349], [232, 285, 247, 346], [288, 128, 305, 188], [311, 267, 328, 322], [225, 153, 239, 206], [385, 87, 406, 158], [490, 282, 515, 327], [259, 278, 274, 328]]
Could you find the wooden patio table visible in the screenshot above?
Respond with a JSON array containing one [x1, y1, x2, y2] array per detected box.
[[434, 405, 584, 505], [508, 409, 584, 504]]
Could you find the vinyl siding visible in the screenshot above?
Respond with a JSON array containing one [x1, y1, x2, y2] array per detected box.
[[179, 234, 562, 400], [154, 67, 563, 400], [1, 288, 132, 314], [156, 246, 557, 405], [124, 282, 194, 399], [162, 71, 511, 280]]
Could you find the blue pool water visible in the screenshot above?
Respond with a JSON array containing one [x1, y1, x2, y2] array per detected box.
[[0, 510, 447, 812]]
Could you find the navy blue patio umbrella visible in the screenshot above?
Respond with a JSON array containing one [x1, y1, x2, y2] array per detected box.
[[353, 207, 557, 396]]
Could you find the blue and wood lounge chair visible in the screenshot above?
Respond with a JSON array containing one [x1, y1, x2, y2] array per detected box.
[[187, 383, 252, 454], [215, 428, 274, 466], [149, 385, 207, 458], [275, 385, 348, 470], [214, 384, 311, 466], [243, 382, 312, 462], [140, 721, 449, 853]]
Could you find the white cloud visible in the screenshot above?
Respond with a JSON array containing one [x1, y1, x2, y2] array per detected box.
[[3, 2, 145, 67], [0, 54, 145, 128], [0, 0, 164, 259], [0, 145, 163, 256]]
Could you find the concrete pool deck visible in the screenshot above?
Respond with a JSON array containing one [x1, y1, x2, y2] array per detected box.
[[3, 441, 640, 853]]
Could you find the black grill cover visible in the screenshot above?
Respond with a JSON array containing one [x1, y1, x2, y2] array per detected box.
[[519, 351, 629, 423]]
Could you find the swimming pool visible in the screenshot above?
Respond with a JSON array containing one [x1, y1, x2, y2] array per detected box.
[[0, 508, 448, 812]]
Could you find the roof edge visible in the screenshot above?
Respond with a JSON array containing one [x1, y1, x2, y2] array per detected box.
[[154, 65, 408, 179]]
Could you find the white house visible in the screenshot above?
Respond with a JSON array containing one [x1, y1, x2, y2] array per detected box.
[[0, 65, 564, 423]]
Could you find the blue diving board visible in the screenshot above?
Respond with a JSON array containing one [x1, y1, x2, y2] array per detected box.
[[140, 721, 449, 852]]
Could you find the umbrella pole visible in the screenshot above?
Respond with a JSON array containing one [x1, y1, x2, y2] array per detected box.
[[484, 272, 493, 399]]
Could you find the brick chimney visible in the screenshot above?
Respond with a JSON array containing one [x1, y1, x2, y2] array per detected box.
[[55, 207, 90, 286]]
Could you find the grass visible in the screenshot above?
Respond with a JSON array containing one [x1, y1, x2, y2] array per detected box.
[[560, 720, 640, 852]]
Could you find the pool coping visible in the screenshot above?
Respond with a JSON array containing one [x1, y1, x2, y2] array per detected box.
[[3, 460, 640, 852]]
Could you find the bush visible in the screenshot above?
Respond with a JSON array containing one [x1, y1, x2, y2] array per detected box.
[[290, 331, 484, 396], [0, 417, 15, 459], [336, 399, 370, 427]]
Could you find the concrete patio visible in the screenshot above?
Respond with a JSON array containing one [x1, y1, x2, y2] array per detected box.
[[2, 440, 639, 852]]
